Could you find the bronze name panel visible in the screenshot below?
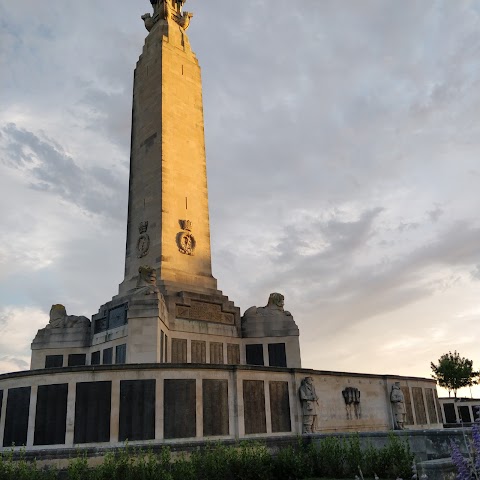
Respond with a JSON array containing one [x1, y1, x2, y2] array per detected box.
[[243, 380, 266, 434], [400, 386, 414, 425], [203, 380, 229, 437], [412, 387, 427, 425], [269, 381, 291, 433]]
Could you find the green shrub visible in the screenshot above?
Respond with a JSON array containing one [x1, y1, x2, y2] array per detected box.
[[0, 433, 415, 480]]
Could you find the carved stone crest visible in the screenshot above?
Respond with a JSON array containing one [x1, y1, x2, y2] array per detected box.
[[137, 221, 150, 258], [178, 219, 195, 255]]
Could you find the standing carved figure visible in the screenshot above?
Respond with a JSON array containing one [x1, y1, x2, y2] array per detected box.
[[342, 387, 361, 419], [390, 382, 406, 430], [299, 377, 318, 433]]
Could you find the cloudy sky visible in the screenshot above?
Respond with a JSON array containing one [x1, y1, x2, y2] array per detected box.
[[1, 0, 480, 397]]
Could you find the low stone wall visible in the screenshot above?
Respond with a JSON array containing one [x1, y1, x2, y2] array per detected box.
[[0, 364, 440, 452], [308, 428, 471, 461]]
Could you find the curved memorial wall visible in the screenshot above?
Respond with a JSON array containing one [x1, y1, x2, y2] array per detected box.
[[0, 364, 441, 451]]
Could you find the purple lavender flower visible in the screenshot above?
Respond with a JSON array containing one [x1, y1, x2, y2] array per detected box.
[[472, 424, 480, 472], [451, 440, 471, 480]]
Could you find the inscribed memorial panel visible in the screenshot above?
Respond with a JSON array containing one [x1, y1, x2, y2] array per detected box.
[[45, 355, 63, 368], [3, 386, 31, 447], [164, 379, 196, 439], [34, 383, 68, 445], [74, 381, 111, 444], [243, 380, 266, 434], [191, 340, 206, 364], [227, 344, 240, 365], [246, 344, 264, 366], [269, 381, 291, 433], [268, 343, 287, 367], [203, 380, 229, 436], [412, 387, 427, 424], [210, 342, 224, 364], [400, 386, 414, 425], [171, 338, 187, 363], [68, 354, 86, 367], [119, 380, 155, 441]]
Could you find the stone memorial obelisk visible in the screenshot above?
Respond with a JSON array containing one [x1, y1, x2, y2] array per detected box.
[[119, 0, 240, 325], [32, 0, 301, 370], [120, 0, 216, 298]]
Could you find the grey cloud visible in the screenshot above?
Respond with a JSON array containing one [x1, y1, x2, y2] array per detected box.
[[0, 123, 127, 221], [427, 205, 444, 223], [0, 356, 29, 370]]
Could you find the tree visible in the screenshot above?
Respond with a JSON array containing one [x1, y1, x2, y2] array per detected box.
[[430, 351, 479, 398]]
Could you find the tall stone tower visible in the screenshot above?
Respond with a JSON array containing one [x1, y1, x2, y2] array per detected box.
[[120, 0, 216, 297]]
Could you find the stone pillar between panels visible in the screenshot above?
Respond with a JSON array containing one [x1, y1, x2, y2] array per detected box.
[[65, 382, 76, 446], [263, 344, 269, 367], [421, 388, 429, 424], [206, 342, 211, 364], [237, 376, 245, 437], [196, 378, 202, 438], [288, 374, 300, 434], [26, 385, 38, 447], [187, 340, 192, 363], [155, 376, 164, 441], [0, 391, 6, 447], [264, 380, 272, 434], [110, 380, 120, 443], [239, 343, 246, 365], [231, 369, 239, 440]]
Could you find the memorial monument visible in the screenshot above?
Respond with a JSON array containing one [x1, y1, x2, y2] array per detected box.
[[0, 0, 442, 453]]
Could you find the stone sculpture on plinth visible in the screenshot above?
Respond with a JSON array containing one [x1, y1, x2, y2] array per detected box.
[[390, 382, 406, 430], [242, 293, 299, 338], [299, 376, 318, 433], [47, 304, 90, 329]]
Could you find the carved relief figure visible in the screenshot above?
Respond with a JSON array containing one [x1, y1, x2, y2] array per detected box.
[[390, 382, 406, 430], [342, 387, 361, 420], [47, 304, 90, 329], [299, 376, 318, 433], [136, 265, 159, 295]]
